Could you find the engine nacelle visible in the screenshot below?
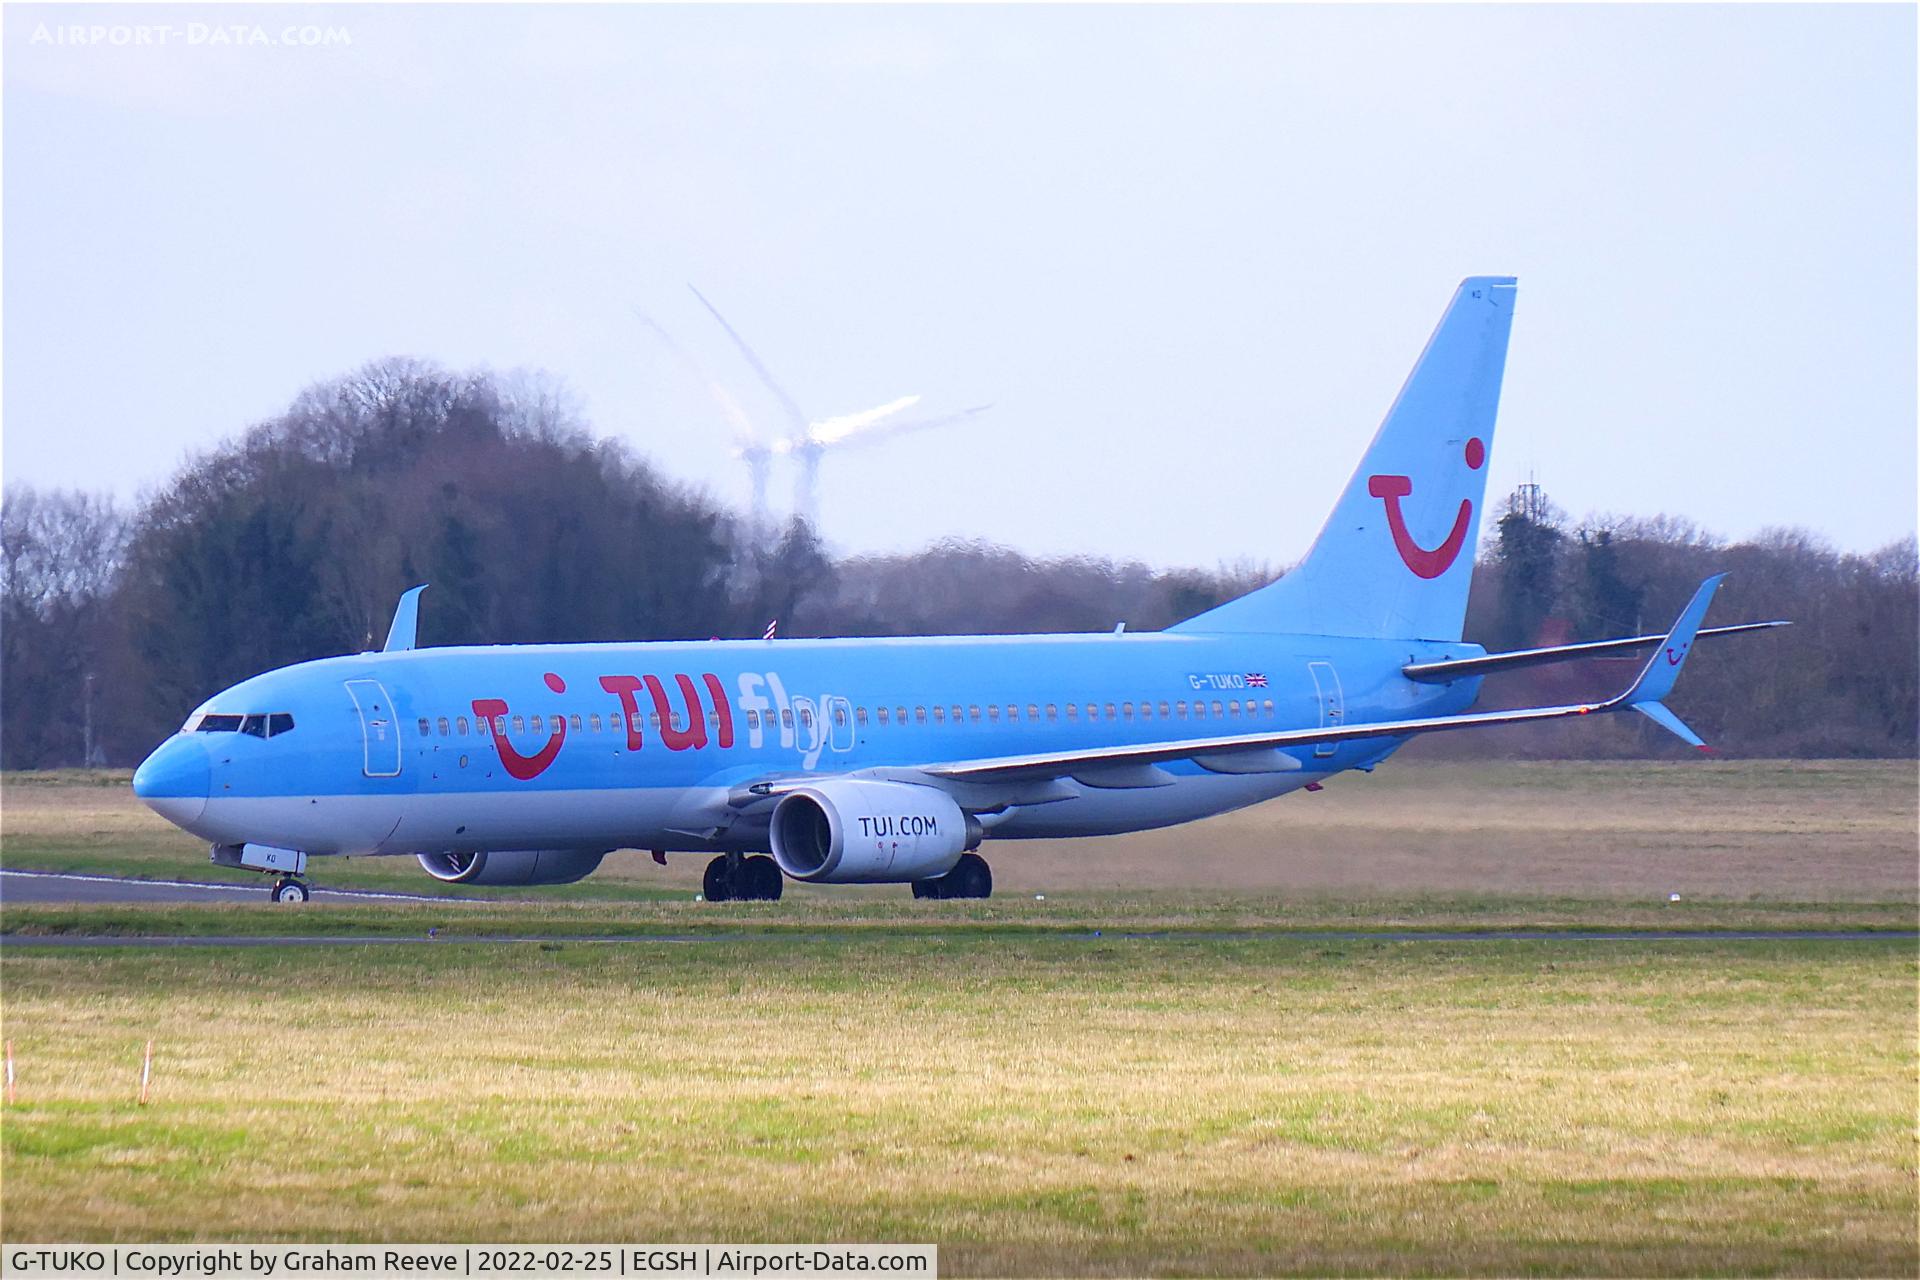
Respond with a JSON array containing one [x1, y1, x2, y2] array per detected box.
[[770, 780, 980, 884], [415, 849, 607, 886]]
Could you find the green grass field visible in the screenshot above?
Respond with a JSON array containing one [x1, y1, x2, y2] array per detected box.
[[2, 762, 1915, 1274], [2, 933, 1914, 1275]]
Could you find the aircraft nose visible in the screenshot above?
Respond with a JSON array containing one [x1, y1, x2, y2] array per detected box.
[[132, 736, 210, 827]]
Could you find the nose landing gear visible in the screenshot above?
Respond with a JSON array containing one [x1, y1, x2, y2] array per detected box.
[[211, 843, 314, 904], [269, 878, 311, 904]]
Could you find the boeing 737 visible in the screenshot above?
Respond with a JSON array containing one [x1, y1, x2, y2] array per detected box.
[[132, 277, 1783, 902]]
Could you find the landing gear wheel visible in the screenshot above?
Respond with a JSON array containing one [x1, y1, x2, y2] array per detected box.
[[702, 856, 735, 903], [270, 878, 310, 904], [744, 856, 784, 901], [921, 853, 992, 900]]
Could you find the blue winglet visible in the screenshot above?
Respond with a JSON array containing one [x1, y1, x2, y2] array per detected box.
[[383, 584, 428, 653], [1632, 699, 1708, 751], [1604, 573, 1724, 749]]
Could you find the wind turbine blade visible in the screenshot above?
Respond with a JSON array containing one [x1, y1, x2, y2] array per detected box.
[[807, 394, 923, 447], [686, 284, 812, 438], [630, 304, 762, 444], [820, 403, 994, 452]]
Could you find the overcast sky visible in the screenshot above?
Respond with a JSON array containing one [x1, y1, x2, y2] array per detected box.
[[5, 3, 1915, 569]]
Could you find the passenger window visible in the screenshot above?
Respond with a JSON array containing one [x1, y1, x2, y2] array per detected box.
[[1229, 702, 1241, 717], [570, 714, 582, 732], [1066, 704, 1078, 720], [510, 715, 524, 733], [877, 707, 890, 725], [530, 714, 543, 732], [798, 708, 812, 728], [933, 706, 946, 723], [969, 706, 981, 722], [915, 707, 927, 724], [781, 709, 794, 729], [1190, 703, 1203, 719], [417, 718, 431, 736], [456, 716, 469, 735], [950, 705, 963, 722], [856, 707, 868, 726], [1007, 704, 1019, 720], [1085, 704, 1098, 720], [1031, 704, 1043, 721], [590, 714, 602, 733], [1159, 702, 1171, 718], [1106, 703, 1117, 720], [437, 717, 451, 736], [987, 705, 1000, 721], [1244, 700, 1256, 716], [1046, 704, 1057, 720], [268, 713, 295, 737], [896, 707, 908, 724], [1212, 700, 1225, 717], [834, 707, 847, 728], [1263, 699, 1275, 714]]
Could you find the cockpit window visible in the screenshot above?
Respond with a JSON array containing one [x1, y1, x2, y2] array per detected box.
[[191, 711, 295, 736]]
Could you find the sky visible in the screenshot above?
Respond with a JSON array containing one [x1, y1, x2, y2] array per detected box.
[[5, 3, 1915, 571]]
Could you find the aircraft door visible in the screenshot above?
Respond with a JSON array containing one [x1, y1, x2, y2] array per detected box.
[[1306, 661, 1343, 759], [345, 679, 402, 778], [790, 695, 823, 760], [825, 695, 856, 753]]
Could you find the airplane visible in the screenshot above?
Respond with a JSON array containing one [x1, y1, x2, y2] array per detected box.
[[132, 277, 1785, 903]]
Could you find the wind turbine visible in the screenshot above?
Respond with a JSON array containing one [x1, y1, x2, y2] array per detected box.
[[631, 304, 774, 536], [687, 285, 990, 531]]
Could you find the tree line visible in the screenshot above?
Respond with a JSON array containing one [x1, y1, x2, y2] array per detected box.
[[3, 360, 1913, 767]]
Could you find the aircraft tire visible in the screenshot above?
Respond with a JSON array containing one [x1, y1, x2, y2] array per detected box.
[[702, 856, 734, 903], [911, 879, 938, 900], [745, 855, 783, 901], [953, 853, 993, 899], [270, 878, 310, 904]]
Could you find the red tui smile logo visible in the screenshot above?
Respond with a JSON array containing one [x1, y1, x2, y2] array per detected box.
[[1368, 437, 1485, 579]]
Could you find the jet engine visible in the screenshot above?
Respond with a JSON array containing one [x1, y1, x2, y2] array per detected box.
[[769, 779, 981, 884], [415, 849, 607, 886]]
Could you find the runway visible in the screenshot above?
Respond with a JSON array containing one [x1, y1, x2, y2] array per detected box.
[[0, 868, 469, 905]]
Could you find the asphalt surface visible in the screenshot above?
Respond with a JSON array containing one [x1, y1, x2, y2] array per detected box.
[[5, 870, 1914, 949], [0, 868, 464, 905]]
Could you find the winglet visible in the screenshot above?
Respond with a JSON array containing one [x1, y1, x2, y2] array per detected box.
[[383, 584, 428, 653], [1603, 573, 1724, 748]]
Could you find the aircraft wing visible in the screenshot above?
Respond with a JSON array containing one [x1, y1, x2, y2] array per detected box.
[[1402, 620, 1787, 684], [917, 575, 1733, 786]]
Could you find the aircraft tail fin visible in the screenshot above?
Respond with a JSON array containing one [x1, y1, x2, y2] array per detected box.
[[1172, 276, 1517, 641]]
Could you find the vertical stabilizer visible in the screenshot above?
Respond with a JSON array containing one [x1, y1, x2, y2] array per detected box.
[[1174, 277, 1516, 641]]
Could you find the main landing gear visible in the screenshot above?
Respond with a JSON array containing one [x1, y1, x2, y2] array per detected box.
[[913, 852, 993, 900], [703, 853, 784, 902], [269, 877, 311, 904]]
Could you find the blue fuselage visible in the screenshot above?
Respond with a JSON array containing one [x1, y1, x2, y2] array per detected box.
[[132, 630, 1484, 860]]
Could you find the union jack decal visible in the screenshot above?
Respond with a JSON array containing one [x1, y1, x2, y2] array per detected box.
[[1245, 672, 1269, 688]]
